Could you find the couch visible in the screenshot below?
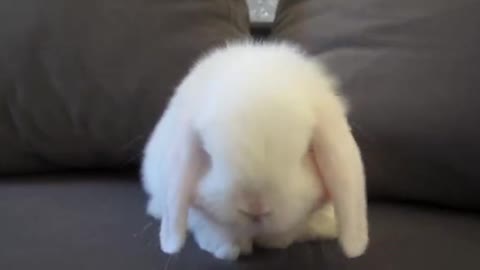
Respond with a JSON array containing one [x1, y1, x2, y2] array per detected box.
[[1, 0, 479, 269]]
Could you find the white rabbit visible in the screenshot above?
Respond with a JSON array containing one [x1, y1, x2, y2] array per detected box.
[[141, 41, 368, 260]]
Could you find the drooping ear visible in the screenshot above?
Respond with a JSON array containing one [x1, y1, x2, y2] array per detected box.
[[311, 99, 369, 258], [148, 102, 204, 254]]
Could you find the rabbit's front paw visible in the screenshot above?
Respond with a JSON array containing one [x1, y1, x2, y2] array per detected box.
[[300, 202, 338, 241], [193, 229, 241, 260], [238, 237, 253, 255]]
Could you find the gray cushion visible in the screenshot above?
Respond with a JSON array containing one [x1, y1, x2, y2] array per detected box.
[[1, 174, 479, 269], [272, 0, 480, 210], [0, 0, 249, 174]]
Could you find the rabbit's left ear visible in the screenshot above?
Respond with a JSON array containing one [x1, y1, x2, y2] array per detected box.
[[155, 103, 205, 254], [311, 97, 369, 258]]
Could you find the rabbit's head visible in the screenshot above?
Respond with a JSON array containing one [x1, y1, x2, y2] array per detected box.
[[142, 42, 368, 258]]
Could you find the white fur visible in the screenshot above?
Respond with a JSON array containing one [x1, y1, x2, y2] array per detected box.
[[141, 41, 368, 260]]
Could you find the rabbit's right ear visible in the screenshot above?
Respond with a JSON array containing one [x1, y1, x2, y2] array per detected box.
[[144, 100, 204, 254], [311, 95, 369, 258]]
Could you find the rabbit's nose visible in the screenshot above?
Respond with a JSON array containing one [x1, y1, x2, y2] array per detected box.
[[238, 200, 271, 222]]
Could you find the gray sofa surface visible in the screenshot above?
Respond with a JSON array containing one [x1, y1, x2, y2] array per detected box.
[[2, 174, 479, 270]]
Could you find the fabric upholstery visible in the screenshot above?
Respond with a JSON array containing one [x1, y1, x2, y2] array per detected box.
[[0, 0, 249, 174], [272, 0, 480, 210], [1, 174, 479, 270]]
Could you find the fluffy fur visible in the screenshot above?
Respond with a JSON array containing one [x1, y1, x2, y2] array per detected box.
[[141, 41, 368, 260]]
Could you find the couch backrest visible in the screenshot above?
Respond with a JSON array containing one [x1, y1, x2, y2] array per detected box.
[[272, 0, 480, 210], [0, 0, 249, 174]]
